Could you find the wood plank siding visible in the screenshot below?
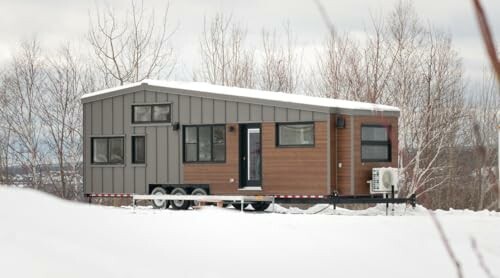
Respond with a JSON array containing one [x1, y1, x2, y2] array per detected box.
[[183, 124, 239, 194], [184, 121, 329, 195], [353, 115, 398, 195], [261, 122, 328, 195], [333, 114, 398, 195]]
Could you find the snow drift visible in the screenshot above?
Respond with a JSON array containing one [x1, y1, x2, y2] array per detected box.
[[0, 187, 499, 278]]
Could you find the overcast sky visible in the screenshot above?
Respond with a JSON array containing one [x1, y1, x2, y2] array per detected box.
[[0, 0, 498, 85]]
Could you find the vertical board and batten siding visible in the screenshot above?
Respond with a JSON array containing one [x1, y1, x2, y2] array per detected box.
[[83, 88, 328, 194], [333, 114, 399, 196]]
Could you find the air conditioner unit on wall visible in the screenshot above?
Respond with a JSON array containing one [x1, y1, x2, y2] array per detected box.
[[370, 167, 399, 194]]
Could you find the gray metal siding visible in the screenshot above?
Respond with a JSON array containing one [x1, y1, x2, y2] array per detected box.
[[102, 98, 112, 135], [123, 93, 134, 194], [190, 97, 202, 123], [287, 109, 300, 122], [214, 100, 225, 123], [83, 88, 329, 194], [226, 101, 237, 122], [202, 98, 214, 124]]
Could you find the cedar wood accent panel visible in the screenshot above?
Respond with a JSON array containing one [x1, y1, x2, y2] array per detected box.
[[261, 122, 328, 195], [329, 114, 336, 194], [183, 124, 239, 194], [335, 115, 353, 195], [354, 115, 398, 194], [184, 121, 328, 195], [333, 114, 398, 195]]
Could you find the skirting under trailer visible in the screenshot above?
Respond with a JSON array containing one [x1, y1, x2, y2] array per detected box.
[[84, 192, 416, 214]]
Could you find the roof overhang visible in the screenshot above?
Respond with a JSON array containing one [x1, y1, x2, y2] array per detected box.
[[81, 81, 400, 117]]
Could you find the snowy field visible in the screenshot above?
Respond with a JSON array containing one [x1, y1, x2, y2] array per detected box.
[[1, 187, 499, 278]]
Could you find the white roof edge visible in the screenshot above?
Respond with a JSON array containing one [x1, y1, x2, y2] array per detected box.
[[81, 79, 400, 113]]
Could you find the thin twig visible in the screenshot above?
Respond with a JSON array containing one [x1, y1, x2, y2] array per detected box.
[[428, 210, 464, 278], [313, 0, 336, 37], [470, 237, 496, 278], [471, 0, 500, 85]]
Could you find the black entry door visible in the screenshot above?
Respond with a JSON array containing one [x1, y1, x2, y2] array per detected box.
[[239, 124, 262, 187]]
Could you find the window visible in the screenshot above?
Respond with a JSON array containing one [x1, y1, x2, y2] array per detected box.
[[276, 123, 314, 146], [184, 125, 225, 163], [132, 136, 146, 164], [132, 104, 171, 123], [91, 137, 124, 164], [361, 125, 391, 162]]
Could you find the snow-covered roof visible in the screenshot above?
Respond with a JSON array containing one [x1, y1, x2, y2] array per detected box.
[[81, 79, 400, 113]]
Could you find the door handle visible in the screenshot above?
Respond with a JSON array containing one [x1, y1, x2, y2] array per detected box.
[[242, 156, 246, 161]]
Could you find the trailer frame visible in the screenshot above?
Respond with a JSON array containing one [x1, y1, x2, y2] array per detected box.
[[84, 190, 416, 215]]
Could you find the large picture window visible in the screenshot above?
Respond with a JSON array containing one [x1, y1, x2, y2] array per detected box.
[[132, 104, 171, 123], [361, 125, 391, 162], [276, 123, 314, 147], [132, 136, 146, 164], [91, 137, 124, 164], [183, 125, 225, 163]]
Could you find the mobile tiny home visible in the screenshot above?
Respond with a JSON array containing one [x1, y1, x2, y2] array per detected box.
[[81, 80, 399, 207]]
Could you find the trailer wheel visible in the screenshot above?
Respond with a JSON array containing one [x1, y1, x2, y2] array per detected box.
[[232, 202, 249, 210], [191, 188, 208, 207], [151, 187, 169, 209], [251, 202, 271, 211], [170, 187, 190, 210]]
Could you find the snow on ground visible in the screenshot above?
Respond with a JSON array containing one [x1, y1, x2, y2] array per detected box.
[[1, 187, 499, 278]]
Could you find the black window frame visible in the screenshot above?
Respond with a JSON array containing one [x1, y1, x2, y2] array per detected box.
[[132, 104, 171, 124], [276, 122, 315, 147], [131, 135, 146, 164], [91, 137, 125, 165], [361, 124, 391, 162], [183, 124, 226, 163]]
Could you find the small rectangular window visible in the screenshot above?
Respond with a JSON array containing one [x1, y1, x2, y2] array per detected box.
[[132, 136, 146, 164], [184, 127, 198, 162], [183, 125, 225, 163], [93, 138, 108, 163], [212, 125, 226, 162], [152, 105, 171, 122], [198, 126, 212, 161], [277, 123, 314, 147], [361, 125, 391, 162], [132, 104, 171, 123], [91, 137, 124, 164], [133, 106, 151, 123]]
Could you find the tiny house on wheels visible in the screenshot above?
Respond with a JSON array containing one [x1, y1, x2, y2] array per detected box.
[[81, 80, 401, 210]]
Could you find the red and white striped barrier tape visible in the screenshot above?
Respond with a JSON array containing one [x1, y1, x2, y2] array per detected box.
[[86, 193, 326, 199], [86, 193, 133, 198], [274, 195, 325, 199]]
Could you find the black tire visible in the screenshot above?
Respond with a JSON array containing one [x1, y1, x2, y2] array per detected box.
[[251, 202, 271, 211], [232, 202, 249, 210], [151, 187, 169, 209], [191, 188, 208, 207], [170, 187, 190, 210]]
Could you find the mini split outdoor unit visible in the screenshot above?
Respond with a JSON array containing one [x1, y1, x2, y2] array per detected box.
[[370, 167, 399, 194]]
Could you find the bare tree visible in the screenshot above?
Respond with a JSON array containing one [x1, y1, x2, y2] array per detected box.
[[259, 23, 303, 93], [0, 39, 46, 189], [465, 69, 499, 210], [314, 10, 398, 102], [398, 27, 465, 205], [0, 75, 11, 183], [313, 30, 360, 99], [195, 13, 255, 88], [314, 1, 467, 208], [39, 45, 90, 199], [88, 0, 176, 87]]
